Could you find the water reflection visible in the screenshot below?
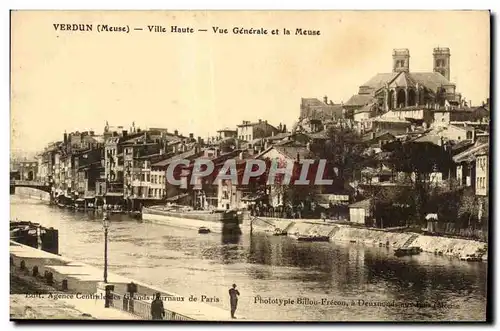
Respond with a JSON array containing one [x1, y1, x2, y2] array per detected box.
[[246, 233, 487, 304], [221, 233, 241, 245], [10, 196, 487, 321]]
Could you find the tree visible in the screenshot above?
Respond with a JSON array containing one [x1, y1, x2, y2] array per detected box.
[[381, 140, 455, 224], [311, 124, 368, 184]]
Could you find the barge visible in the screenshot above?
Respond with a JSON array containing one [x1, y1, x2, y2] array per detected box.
[[394, 246, 422, 257], [198, 227, 211, 234], [10, 220, 59, 254], [142, 205, 243, 235], [296, 235, 330, 242]]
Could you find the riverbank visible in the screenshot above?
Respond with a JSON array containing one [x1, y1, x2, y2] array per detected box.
[[10, 241, 244, 321], [249, 217, 488, 261], [138, 212, 487, 261]]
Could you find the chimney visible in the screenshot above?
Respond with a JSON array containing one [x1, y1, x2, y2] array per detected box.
[[239, 152, 243, 160], [89, 131, 95, 136], [63, 132, 68, 144], [323, 96, 328, 104], [371, 132, 376, 139], [258, 119, 262, 123], [296, 152, 300, 162], [197, 136, 202, 145], [122, 130, 128, 137], [472, 128, 476, 143], [174, 130, 179, 136], [189, 133, 194, 140]]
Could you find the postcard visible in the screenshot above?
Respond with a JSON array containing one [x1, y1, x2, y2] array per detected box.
[[10, 10, 490, 322]]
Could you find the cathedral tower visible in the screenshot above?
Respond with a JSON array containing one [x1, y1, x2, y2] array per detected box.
[[392, 48, 410, 73], [433, 47, 450, 81]]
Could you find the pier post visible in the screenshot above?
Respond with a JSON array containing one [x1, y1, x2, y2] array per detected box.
[[103, 217, 109, 283]]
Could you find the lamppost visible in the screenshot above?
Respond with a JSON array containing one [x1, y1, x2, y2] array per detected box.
[[103, 214, 110, 283]]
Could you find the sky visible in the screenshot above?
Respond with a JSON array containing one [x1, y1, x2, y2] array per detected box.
[[10, 10, 490, 156]]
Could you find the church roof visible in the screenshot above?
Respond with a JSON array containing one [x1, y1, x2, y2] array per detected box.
[[361, 73, 398, 91], [389, 72, 417, 88], [361, 71, 454, 93], [410, 72, 454, 91]]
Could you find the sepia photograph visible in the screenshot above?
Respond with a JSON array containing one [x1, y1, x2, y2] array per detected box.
[[9, 10, 490, 322]]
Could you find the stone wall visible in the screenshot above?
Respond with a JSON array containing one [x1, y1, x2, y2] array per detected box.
[[249, 217, 487, 259]]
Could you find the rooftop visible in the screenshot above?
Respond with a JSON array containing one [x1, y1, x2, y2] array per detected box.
[[453, 142, 489, 163], [151, 148, 201, 167], [217, 127, 237, 132]]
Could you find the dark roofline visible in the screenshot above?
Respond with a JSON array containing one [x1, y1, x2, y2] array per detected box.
[[217, 128, 237, 132], [236, 121, 278, 130], [121, 142, 159, 147]]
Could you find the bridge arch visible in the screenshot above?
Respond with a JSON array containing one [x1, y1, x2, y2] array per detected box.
[[10, 180, 52, 193]]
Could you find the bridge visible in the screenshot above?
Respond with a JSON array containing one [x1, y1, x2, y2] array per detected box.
[[10, 180, 52, 193]]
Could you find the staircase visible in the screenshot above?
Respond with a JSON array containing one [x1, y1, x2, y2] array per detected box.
[[282, 222, 296, 234], [401, 234, 419, 248]]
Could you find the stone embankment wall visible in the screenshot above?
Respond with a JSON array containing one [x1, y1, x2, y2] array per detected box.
[[13, 187, 51, 202], [250, 217, 487, 259]]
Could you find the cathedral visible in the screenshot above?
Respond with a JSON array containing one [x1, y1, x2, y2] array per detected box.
[[345, 48, 463, 113]]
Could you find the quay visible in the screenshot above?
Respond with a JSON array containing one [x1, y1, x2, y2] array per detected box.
[[10, 241, 245, 321], [246, 217, 488, 261]]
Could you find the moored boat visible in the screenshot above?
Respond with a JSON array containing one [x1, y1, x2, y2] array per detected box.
[[394, 246, 422, 257], [273, 228, 287, 236], [460, 254, 483, 262], [198, 227, 211, 234], [296, 235, 330, 242], [142, 205, 242, 235]]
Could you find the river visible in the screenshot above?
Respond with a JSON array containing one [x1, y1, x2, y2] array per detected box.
[[10, 195, 487, 321]]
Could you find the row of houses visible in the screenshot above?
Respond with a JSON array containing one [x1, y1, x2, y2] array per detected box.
[[16, 46, 490, 228]]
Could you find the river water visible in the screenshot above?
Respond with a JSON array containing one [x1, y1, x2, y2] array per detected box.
[[10, 195, 487, 321]]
